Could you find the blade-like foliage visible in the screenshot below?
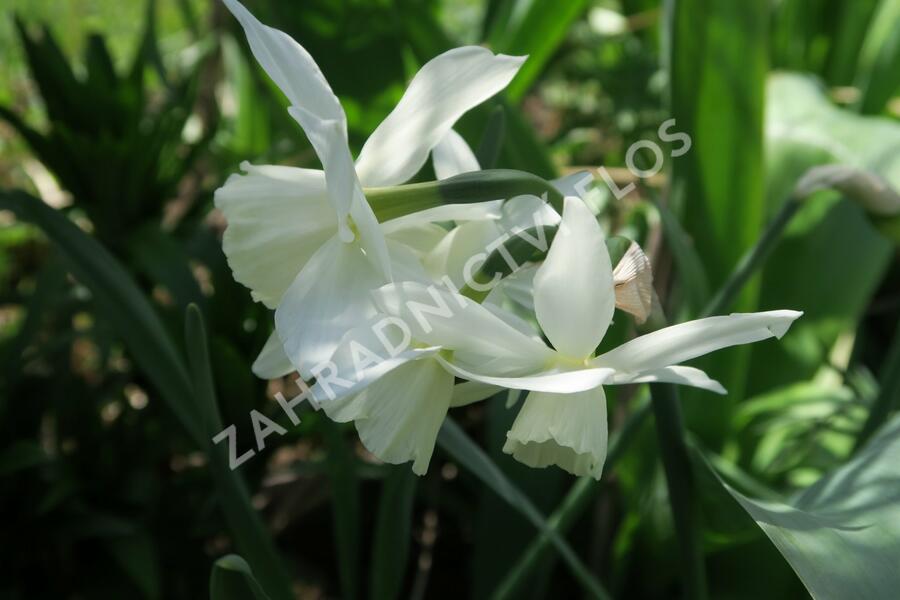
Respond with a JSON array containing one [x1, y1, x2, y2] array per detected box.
[[716, 413, 900, 599]]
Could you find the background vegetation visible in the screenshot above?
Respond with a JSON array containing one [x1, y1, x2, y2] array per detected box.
[[1, 0, 899, 598]]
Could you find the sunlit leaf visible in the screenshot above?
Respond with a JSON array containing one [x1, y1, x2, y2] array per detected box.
[[714, 413, 900, 599]]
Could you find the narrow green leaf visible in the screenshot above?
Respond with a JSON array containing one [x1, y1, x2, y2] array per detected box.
[[666, 0, 768, 438], [492, 401, 651, 600], [488, 0, 591, 102], [106, 534, 161, 600], [825, 0, 880, 84], [209, 554, 272, 600], [130, 225, 206, 311], [854, 0, 900, 114], [855, 320, 900, 449], [652, 198, 711, 314], [0, 190, 203, 445], [475, 105, 506, 170], [370, 466, 417, 600], [437, 418, 611, 600], [184, 306, 295, 600], [321, 420, 361, 600], [0, 440, 47, 477], [650, 384, 707, 600]]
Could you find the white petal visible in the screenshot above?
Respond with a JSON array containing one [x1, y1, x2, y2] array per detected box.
[[432, 129, 480, 179], [484, 264, 538, 311], [309, 320, 439, 403], [223, 0, 343, 122], [287, 107, 359, 243], [607, 366, 726, 394], [423, 220, 501, 288], [482, 302, 541, 340], [551, 171, 594, 199], [449, 380, 503, 407], [251, 330, 295, 379], [351, 360, 455, 475], [594, 310, 804, 373], [533, 196, 615, 359], [504, 387, 608, 479], [384, 222, 448, 257], [500, 194, 561, 231], [372, 281, 552, 367], [349, 185, 392, 279], [436, 355, 614, 394], [274, 237, 383, 379], [381, 201, 503, 236], [213, 163, 335, 308], [355, 47, 526, 187]]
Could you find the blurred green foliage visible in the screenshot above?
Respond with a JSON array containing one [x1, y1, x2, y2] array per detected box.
[[1, 0, 899, 599]]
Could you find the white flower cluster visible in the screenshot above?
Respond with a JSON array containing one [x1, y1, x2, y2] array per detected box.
[[215, 0, 801, 479]]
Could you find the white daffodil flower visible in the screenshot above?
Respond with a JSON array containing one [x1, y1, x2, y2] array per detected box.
[[373, 195, 802, 479], [216, 0, 526, 379], [427, 130, 604, 290], [300, 315, 500, 475]]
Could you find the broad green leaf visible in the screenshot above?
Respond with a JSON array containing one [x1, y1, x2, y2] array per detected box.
[[854, 0, 900, 114], [436, 418, 611, 600], [716, 413, 900, 599], [369, 466, 417, 600], [209, 554, 272, 600], [666, 0, 768, 440], [746, 74, 896, 395]]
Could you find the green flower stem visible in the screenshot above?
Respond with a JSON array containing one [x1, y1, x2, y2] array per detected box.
[[366, 169, 565, 222], [854, 319, 900, 450], [700, 195, 802, 317], [650, 382, 707, 600], [491, 400, 652, 600], [365, 183, 444, 222]]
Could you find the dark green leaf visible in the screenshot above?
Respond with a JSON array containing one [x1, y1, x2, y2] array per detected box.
[[0, 190, 203, 445], [437, 418, 611, 600], [209, 554, 272, 600], [369, 466, 417, 600]]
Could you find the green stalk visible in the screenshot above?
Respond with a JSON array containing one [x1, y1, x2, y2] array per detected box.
[[650, 383, 707, 600], [854, 320, 900, 450], [700, 196, 801, 317], [491, 400, 651, 600], [365, 182, 443, 222], [365, 169, 565, 222]]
